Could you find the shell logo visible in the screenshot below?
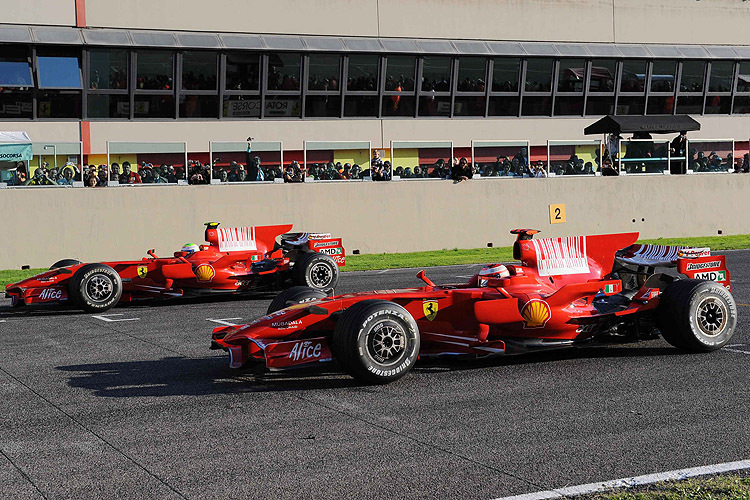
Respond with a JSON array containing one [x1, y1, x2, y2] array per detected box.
[[195, 264, 216, 282], [521, 299, 551, 329]]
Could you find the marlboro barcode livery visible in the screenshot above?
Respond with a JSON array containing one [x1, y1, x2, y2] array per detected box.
[[212, 228, 737, 384], [5, 222, 346, 312]]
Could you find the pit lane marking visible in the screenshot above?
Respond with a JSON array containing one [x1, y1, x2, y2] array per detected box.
[[492, 458, 750, 500], [206, 317, 242, 326], [92, 314, 140, 322]]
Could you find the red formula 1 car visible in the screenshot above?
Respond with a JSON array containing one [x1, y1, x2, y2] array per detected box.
[[5, 222, 345, 312], [211, 229, 737, 384]]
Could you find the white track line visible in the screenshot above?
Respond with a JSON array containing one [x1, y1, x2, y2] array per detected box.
[[492, 459, 750, 500], [92, 314, 140, 322], [206, 318, 242, 326]]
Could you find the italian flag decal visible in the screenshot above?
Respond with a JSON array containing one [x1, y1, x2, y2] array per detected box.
[[604, 284, 616, 294]]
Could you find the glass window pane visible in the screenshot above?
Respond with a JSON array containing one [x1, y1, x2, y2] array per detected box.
[[589, 60, 616, 93], [705, 95, 731, 114], [421, 57, 451, 92], [0, 89, 32, 118], [709, 61, 734, 93], [0, 60, 32, 87], [525, 59, 553, 92], [492, 58, 520, 92], [585, 95, 615, 115], [305, 95, 341, 117], [521, 95, 552, 116], [180, 95, 218, 117], [554, 96, 583, 115], [264, 95, 301, 117], [738, 62, 750, 93], [675, 95, 703, 114], [680, 60, 705, 93], [385, 56, 415, 92], [488, 95, 519, 116], [89, 49, 128, 90], [182, 51, 216, 91], [344, 95, 379, 116], [37, 90, 81, 118], [646, 95, 675, 114], [620, 60, 647, 93], [38, 54, 81, 89], [222, 95, 260, 117], [733, 96, 750, 114], [382, 95, 415, 116], [267, 53, 301, 91], [557, 59, 585, 92], [616, 95, 645, 115], [457, 57, 486, 92], [308, 54, 340, 91], [650, 60, 676, 93], [347, 55, 378, 91], [418, 95, 451, 116], [225, 53, 259, 91], [134, 95, 175, 118], [87, 94, 129, 118], [137, 51, 173, 90], [454, 96, 486, 116]]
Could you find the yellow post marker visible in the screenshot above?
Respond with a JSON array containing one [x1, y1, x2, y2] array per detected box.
[[549, 204, 566, 224]]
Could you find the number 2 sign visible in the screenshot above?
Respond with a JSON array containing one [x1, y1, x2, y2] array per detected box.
[[549, 204, 566, 224]]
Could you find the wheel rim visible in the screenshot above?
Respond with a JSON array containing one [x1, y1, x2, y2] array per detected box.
[[695, 296, 728, 337], [87, 274, 114, 302], [367, 319, 407, 366], [309, 262, 333, 288]]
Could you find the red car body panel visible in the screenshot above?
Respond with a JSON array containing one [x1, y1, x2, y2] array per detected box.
[[211, 230, 732, 371], [5, 224, 346, 308]]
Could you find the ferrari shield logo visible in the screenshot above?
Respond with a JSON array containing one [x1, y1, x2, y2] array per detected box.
[[136, 266, 148, 279], [423, 299, 439, 321]]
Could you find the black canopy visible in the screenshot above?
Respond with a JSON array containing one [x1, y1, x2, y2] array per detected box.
[[584, 115, 701, 135]]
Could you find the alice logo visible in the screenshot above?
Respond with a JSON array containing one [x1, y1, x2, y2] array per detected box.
[[521, 299, 551, 329]]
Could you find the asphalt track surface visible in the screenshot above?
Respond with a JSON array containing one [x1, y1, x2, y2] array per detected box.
[[1, 254, 749, 500]]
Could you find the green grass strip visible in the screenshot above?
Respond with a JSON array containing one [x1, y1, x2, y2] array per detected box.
[[2, 234, 749, 289], [577, 474, 750, 499]]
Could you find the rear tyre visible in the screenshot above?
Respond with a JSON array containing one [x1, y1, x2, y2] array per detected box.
[[266, 286, 327, 314], [657, 279, 737, 352], [332, 300, 420, 384], [50, 259, 81, 270], [293, 252, 339, 291], [68, 263, 123, 312]]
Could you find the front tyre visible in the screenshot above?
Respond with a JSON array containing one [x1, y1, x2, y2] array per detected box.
[[293, 252, 339, 291], [657, 279, 737, 352], [332, 300, 420, 384], [266, 286, 328, 314], [68, 263, 123, 312]]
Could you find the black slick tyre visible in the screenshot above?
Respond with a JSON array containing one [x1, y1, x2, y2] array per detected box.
[[293, 252, 339, 291], [656, 279, 737, 352], [68, 263, 123, 312], [267, 286, 327, 314], [50, 259, 81, 270], [332, 300, 420, 384]]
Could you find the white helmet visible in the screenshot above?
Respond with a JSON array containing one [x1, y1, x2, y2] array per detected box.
[[478, 264, 510, 286], [181, 243, 200, 255]]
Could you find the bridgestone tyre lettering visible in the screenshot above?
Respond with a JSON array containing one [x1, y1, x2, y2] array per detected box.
[[50, 259, 82, 270], [332, 300, 420, 384], [656, 279, 737, 352], [266, 286, 328, 314], [293, 252, 339, 291], [68, 263, 123, 313]]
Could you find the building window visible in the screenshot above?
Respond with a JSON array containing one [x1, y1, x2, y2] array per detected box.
[[87, 48, 129, 119], [453, 57, 486, 116], [223, 53, 260, 118], [489, 58, 520, 117], [586, 59, 616, 116], [180, 51, 217, 118], [134, 50, 175, 118], [305, 54, 341, 118], [522, 59, 553, 116], [383, 55, 416, 117], [0, 46, 33, 119], [36, 48, 82, 118], [344, 54, 379, 117], [554, 58, 585, 116], [418, 57, 452, 116], [676, 60, 705, 114], [732, 61, 750, 114], [267, 53, 301, 91], [617, 59, 647, 115]]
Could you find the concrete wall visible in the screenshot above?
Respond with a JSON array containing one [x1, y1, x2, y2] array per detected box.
[[0, 174, 744, 269], [33, 0, 748, 45]]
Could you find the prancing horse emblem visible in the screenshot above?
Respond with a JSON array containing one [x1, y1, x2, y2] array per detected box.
[[137, 266, 148, 279], [423, 299, 439, 321]]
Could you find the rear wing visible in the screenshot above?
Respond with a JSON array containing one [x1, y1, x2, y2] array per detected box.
[[617, 244, 730, 290], [282, 232, 346, 267]]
